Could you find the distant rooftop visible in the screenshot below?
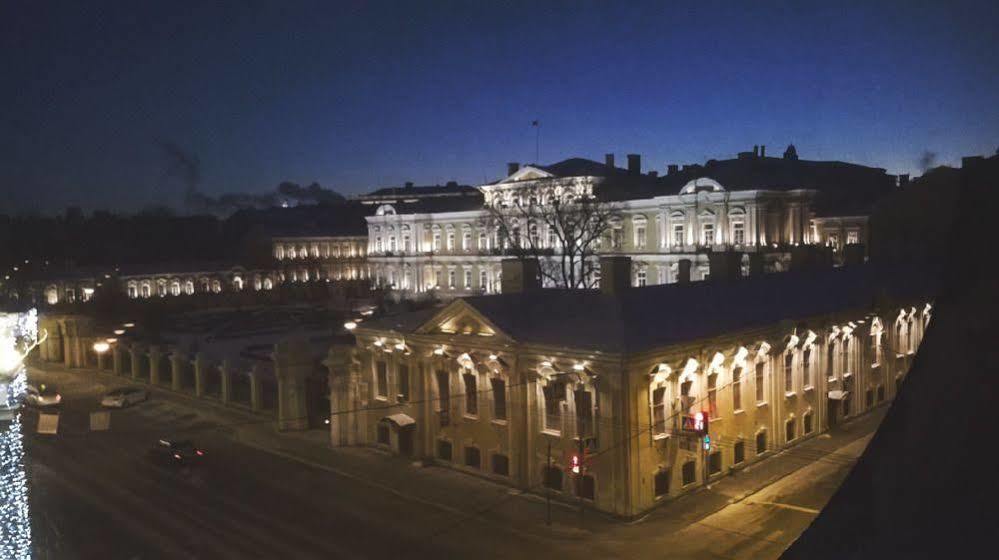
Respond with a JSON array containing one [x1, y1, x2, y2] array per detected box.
[[362, 263, 937, 355]]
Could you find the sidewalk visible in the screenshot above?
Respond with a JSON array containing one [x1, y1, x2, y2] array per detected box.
[[28, 361, 887, 544]]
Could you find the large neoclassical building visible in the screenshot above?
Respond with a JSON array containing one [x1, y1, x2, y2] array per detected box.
[[362, 146, 895, 297], [327, 256, 934, 517]]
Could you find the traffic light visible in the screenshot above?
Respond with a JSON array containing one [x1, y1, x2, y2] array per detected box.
[[570, 453, 582, 475], [703, 434, 711, 451], [693, 411, 709, 434]]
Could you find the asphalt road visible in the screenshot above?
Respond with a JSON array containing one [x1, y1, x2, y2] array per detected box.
[[21, 369, 564, 560], [20, 366, 878, 559]]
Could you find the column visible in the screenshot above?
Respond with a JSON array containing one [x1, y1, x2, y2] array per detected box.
[[112, 345, 123, 375], [170, 352, 186, 391], [324, 344, 360, 446], [129, 344, 144, 381], [249, 365, 264, 412], [273, 336, 313, 431], [220, 359, 232, 405], [193, 352, 206, 397], [148, 345, 162, 386]]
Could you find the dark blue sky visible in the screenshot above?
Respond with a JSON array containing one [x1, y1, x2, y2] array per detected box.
[[2, 0, 997, 213]]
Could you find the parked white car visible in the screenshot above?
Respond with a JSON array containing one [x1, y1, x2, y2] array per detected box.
[[101, 386, 149, 408], [24, 384, 62, 407]]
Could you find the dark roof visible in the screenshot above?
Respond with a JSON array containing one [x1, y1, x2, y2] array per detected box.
[[380, 195, 485, 215], [369, 264, 937, 354], [535, 158, 633, 178], [360, 183, 479, 198], [117, 260, 249, 276], [361, 306, 444, 333], [655, 156, 894, 216], [228, 202, 373, 237]]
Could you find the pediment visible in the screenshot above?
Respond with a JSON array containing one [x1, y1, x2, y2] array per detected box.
[[415, 300, 511, 340], [500, 165, 554, 183]]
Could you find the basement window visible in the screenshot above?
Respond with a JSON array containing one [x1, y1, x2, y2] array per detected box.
[[654, 469, 670, 498], [682, 461, 696, 486]]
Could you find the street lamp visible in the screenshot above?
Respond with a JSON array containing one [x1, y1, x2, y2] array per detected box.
[[93, 341, 110, 354], [343, 321, 357, 331], [113, 329, 125, 335], [123, 322, 135, 328]]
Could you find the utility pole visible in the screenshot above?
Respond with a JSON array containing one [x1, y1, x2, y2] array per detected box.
[[546, 441, 552, 526], [577, 436, 585, 527]]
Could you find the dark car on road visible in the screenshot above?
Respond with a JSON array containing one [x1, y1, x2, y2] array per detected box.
[[149, 439, 205, 467]]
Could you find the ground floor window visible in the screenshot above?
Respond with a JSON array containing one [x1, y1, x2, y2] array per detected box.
[[578, 475, 595, 501], [437, 440, 452, 462], [682, 461, 696, 486], [804, 412, 814, 435], [865, 388, 874, 408], [377, 423, 390, 445], [877, 385, 885, 403], [756, 431, 767, 455], [464, 446, 481, 469], [492, 454, 509, 476], [734, 441, 745, 465], [654, 469, 670, 497], [543, 466, 563, 491], [786, 418, 796, 442], [708, 452, 722, 475]]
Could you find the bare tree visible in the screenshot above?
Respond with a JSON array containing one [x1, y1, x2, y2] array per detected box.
[[485, 180, 619, 289]]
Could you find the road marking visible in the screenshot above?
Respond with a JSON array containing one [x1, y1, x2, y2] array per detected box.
[[749, 500, 820, 514]]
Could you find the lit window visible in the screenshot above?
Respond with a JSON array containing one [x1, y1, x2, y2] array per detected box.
[[732, 366, 743, 411], [733, 222, 745, 245], [702, 222, 715, 245], [636, 269, 647, 287], [784, 352, 794, 393], [672, 224, 684, 247], [543, 380, 565, 432], [707, 374, 718, 418], [463, 372, 477, 415], [755, 362, 765, 403], [635, 225, 646, 249], [464, 270, 472, 289]]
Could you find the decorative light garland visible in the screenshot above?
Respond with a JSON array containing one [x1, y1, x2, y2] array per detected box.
[[1, 310, 37, 560]]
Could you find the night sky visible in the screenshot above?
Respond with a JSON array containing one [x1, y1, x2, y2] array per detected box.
[[2, 0, 997, 214]]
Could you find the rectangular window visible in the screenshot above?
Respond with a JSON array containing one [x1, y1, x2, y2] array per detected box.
[[865, 388, 874, 408], [433, 234, 441, 251], [575, 389, 593, 438], [462, 232, 471, 251], [543, 466, 563, 491], [579, 475, 595, 501], [398, 364, 410, 402], [734, 441, 745, 465], [652, 387, 667, 435], [786, 418, 796, 442], [543, 380, 565, 432], [464, 446, 481, 469], [654, 469, 670, 497], [491, 378, 507, 420], [802, 348, 811, 388], [827, 342, 836, 379], [464, 270, 472, 289], [492, 454, 509, 476], [877, 385, 885, 402], [463, 372, 478, 416], [732, 367, 743, 411], [637, 269, 647, 287], [847, 231, 859, 245], [437, 440, 452, 461], [784, 352, 794, 393], [708, 452, 722, 475], [733, 222, 745, 245], [702, 223, 715, 245], [672, 224, 684, 247], [436, 369, 450, 417], [804, 413, 813, 435], [376, 361, 388, 399], [756, 431, 767, 455], [611, 228, 623, 249], [446, 233, 455, 251], [377, 423, 390, 445], [755, 362, 765, 403], [478, 232, 487, 250], [635, 226, 646, 249], [707, 374, 718, 419], [448, 270, 456, 289], [682, 461, 696, 486]]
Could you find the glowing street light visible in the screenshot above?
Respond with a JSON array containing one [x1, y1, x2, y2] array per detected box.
[[344, 321, 357, 331], [123, 322, 135, 328], [113, 329, 125, 335], [93, 341, 110, 354]]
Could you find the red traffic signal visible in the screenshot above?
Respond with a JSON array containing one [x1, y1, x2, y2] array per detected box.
[[570, 453, 582, 475]]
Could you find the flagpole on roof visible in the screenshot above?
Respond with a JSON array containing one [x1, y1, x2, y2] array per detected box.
[[532, 119, 540, 164]]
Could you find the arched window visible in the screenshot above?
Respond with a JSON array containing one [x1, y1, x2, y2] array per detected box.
[[263, 277, 273, 290], [632, 215, 648, 249], [732, 365, 743, 411], [274, 245, 285, 260], [141, 283, 151, 298], [233, 276, 244, 291], [170, 281, 181, 296], [729, 208, 746, 245], [211, 279, 222, 293], [183, 280, 194, 295], [669, 211, 686, 247], [784, 351, 794, 393]]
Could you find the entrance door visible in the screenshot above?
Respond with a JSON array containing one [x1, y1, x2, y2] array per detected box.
[[398, 426, 414, 456], [827, 398, 839, 428]]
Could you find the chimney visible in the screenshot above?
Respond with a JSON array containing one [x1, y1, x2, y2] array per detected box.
[[677, 259, 692, 284], [445, 180, 458, 188], [605, 153, 615, 168], [667, 164, 679, 175], [507, 162, 520, 176], [404, 181, 414, 189], [843, 243, 866, 266], [748, 253, 764, 276], [501, 258, 540, 293], [599, 256, 632, 295], [760, 145, 766, 158], [753, 145, 759, 157], [708, 252, 743, 282], [627, 154, 641, 175]]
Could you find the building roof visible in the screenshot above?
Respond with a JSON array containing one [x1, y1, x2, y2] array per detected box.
[[365, 264, 937, 354], [359, 182, 480, 199], [655, 155, 895, 216]]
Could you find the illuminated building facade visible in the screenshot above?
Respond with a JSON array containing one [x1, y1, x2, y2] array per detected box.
[[327, 258, 933, 517]]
